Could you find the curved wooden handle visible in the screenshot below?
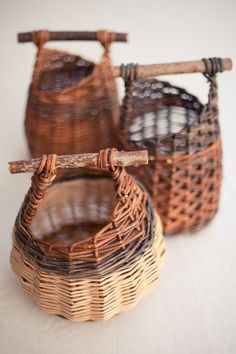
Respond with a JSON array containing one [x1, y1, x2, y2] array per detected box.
[[18, 30, 128, 43], [112, 58, 232, 78], [8, 150, 148, 174]]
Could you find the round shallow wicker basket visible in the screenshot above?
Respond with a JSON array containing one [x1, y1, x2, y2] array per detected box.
[[21, 30, 127, 157], [118, 59, 224, 235], [10, 149, 165, 321]]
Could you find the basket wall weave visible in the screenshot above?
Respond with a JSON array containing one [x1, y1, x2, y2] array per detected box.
[[11, 149, 165, 320], [119, 63, 223, 235], [25, 30, 120, 157]]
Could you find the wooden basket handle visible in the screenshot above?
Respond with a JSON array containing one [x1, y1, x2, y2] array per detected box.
[[113, 57, 232, 79], [15, 149, 148, 228], [9, 149, 148, 174], [18, 30, 128, 49]]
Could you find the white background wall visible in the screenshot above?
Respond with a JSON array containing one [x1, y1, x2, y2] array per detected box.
[[0, 1, 236, 353]]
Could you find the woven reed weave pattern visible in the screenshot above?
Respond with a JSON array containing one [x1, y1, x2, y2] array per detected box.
[[11, 149, 165, 320], [11, 215, 165, 322], [15, 177, 155, 277], [119, 60, 222, 235], [25, 30, 120, 157], [135, 139, 222, 234]]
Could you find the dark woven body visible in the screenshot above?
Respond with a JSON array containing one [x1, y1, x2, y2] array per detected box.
[[25, 31, 120, 157], [119, 76, 222, 235]]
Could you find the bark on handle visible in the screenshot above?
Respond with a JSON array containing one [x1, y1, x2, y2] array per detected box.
[[8, 150, 148, 174]]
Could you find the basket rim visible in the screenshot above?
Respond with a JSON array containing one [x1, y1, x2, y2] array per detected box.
[[131, 77, 204, 109], [17, 172, 150, 262], [13, 197, 158, 276], [31, 46, 112, 97]]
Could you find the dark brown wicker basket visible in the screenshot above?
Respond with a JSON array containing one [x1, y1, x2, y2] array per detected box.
[[118, 58, 226, 235], [20, 30, 127, 157]]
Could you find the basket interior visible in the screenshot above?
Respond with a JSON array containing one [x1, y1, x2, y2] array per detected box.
[[30, 177, 116, 245], [126, 79, 203, 154], [37, 50, 95, 92]]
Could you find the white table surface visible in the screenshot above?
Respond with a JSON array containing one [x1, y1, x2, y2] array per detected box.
[[1, 1, 236, 353]]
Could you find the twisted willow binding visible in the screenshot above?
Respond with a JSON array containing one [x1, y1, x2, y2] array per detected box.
[[10, 149, 165, 321], [24, 30, 120, 157], [119, 58, 223, 235]]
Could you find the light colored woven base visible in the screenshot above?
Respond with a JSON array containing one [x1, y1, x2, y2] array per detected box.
[[11, 214, 165, 321]]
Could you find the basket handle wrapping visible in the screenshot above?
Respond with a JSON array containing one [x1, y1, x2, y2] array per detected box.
[[119, 63, 139, 133], [20, 154, 57, 228], [96, 30, 116, 53], [10, 149, 148, 229], [202, 57, 222, 109], [18, 30, 128, 48]]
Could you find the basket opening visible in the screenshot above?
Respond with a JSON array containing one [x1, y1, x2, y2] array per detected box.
[[30, 178, 116, 246], [126, 79, 203, 154], [37, 50, 95, 92]]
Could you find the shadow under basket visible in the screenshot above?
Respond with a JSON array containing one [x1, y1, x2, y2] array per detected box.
[[119, 77, 222, 235], [10, 150, 165, 321], [24, 30, 121, 157]]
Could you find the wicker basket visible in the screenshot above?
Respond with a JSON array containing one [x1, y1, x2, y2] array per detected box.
[[20, 30, 127, 157], [118, 58, 224, 235], [10, 149, 165, 321]]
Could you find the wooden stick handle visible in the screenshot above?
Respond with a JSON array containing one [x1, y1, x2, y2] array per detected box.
[[112, 58, 232, 78], [8, 150, 148, 174], [18, 31, 128, 43]]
